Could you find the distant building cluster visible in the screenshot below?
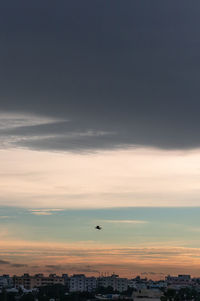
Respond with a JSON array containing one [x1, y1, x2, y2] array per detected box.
[[11, 273, 129, 292], [13, 273, 64, 289], [1, 272, 200, 300]]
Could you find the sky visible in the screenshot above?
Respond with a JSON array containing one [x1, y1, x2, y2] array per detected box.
[[1, 0, 200, 278]]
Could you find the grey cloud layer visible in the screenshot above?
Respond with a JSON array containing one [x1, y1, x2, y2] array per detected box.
[[1, 0, 200, 151], [0, 259, 10, 265], [0, 259, 27, 268]]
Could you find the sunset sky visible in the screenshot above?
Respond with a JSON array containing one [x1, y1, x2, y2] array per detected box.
[[1, 0, 200, 278]]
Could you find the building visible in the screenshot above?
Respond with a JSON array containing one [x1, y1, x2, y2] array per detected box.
[[69, 274, 97, 292], [166, 274, 191, 288], [70, 274, 86, 292], [62, 274, 70, 287], [166, 274, 191, 284], [13, 273, 64, 290], [148, 281, 167, 289], [0, 275, 13, 288], [128, 279, 137, 289], [85, 277, 97, 292], [132, 289, 163, 301], [115, 277, 128, 292], [128, 276, 148, 290], [178, 275, 191, 281], [98, 274, 128, 292]]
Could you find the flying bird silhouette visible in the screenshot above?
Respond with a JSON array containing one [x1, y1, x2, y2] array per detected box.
[[95, 225, 102, 230]]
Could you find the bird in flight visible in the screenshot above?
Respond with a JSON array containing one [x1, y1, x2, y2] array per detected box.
[[95, 225, 102, 230]]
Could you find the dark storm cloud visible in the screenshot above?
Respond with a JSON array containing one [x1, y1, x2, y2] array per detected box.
[[1, 0, 200, 151]]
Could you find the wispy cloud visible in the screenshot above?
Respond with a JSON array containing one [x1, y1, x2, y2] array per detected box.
[[0, 112, 62, 130], [102, 220, 149, 224], [29, 209, 64, 216], [30, 211, 52, 216]]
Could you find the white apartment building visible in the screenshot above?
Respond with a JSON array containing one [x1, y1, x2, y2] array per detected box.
[[85, 277, 97, 292], [149, 281, 167, 289], [69, 274, 97, 292], [128, 279, 137, 289], [115, 277, 128, 292], [98, 274, 128, 292]]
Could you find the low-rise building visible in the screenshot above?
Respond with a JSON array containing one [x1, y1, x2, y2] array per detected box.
[[132, 288, 163, 301], [166, 274, 191, 285], [0, 275, 13, 288], [166, 274, 192, 289], [98, 274, 128, 292], [13, 273, 64, 289], [62, 274, 70, 287]]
